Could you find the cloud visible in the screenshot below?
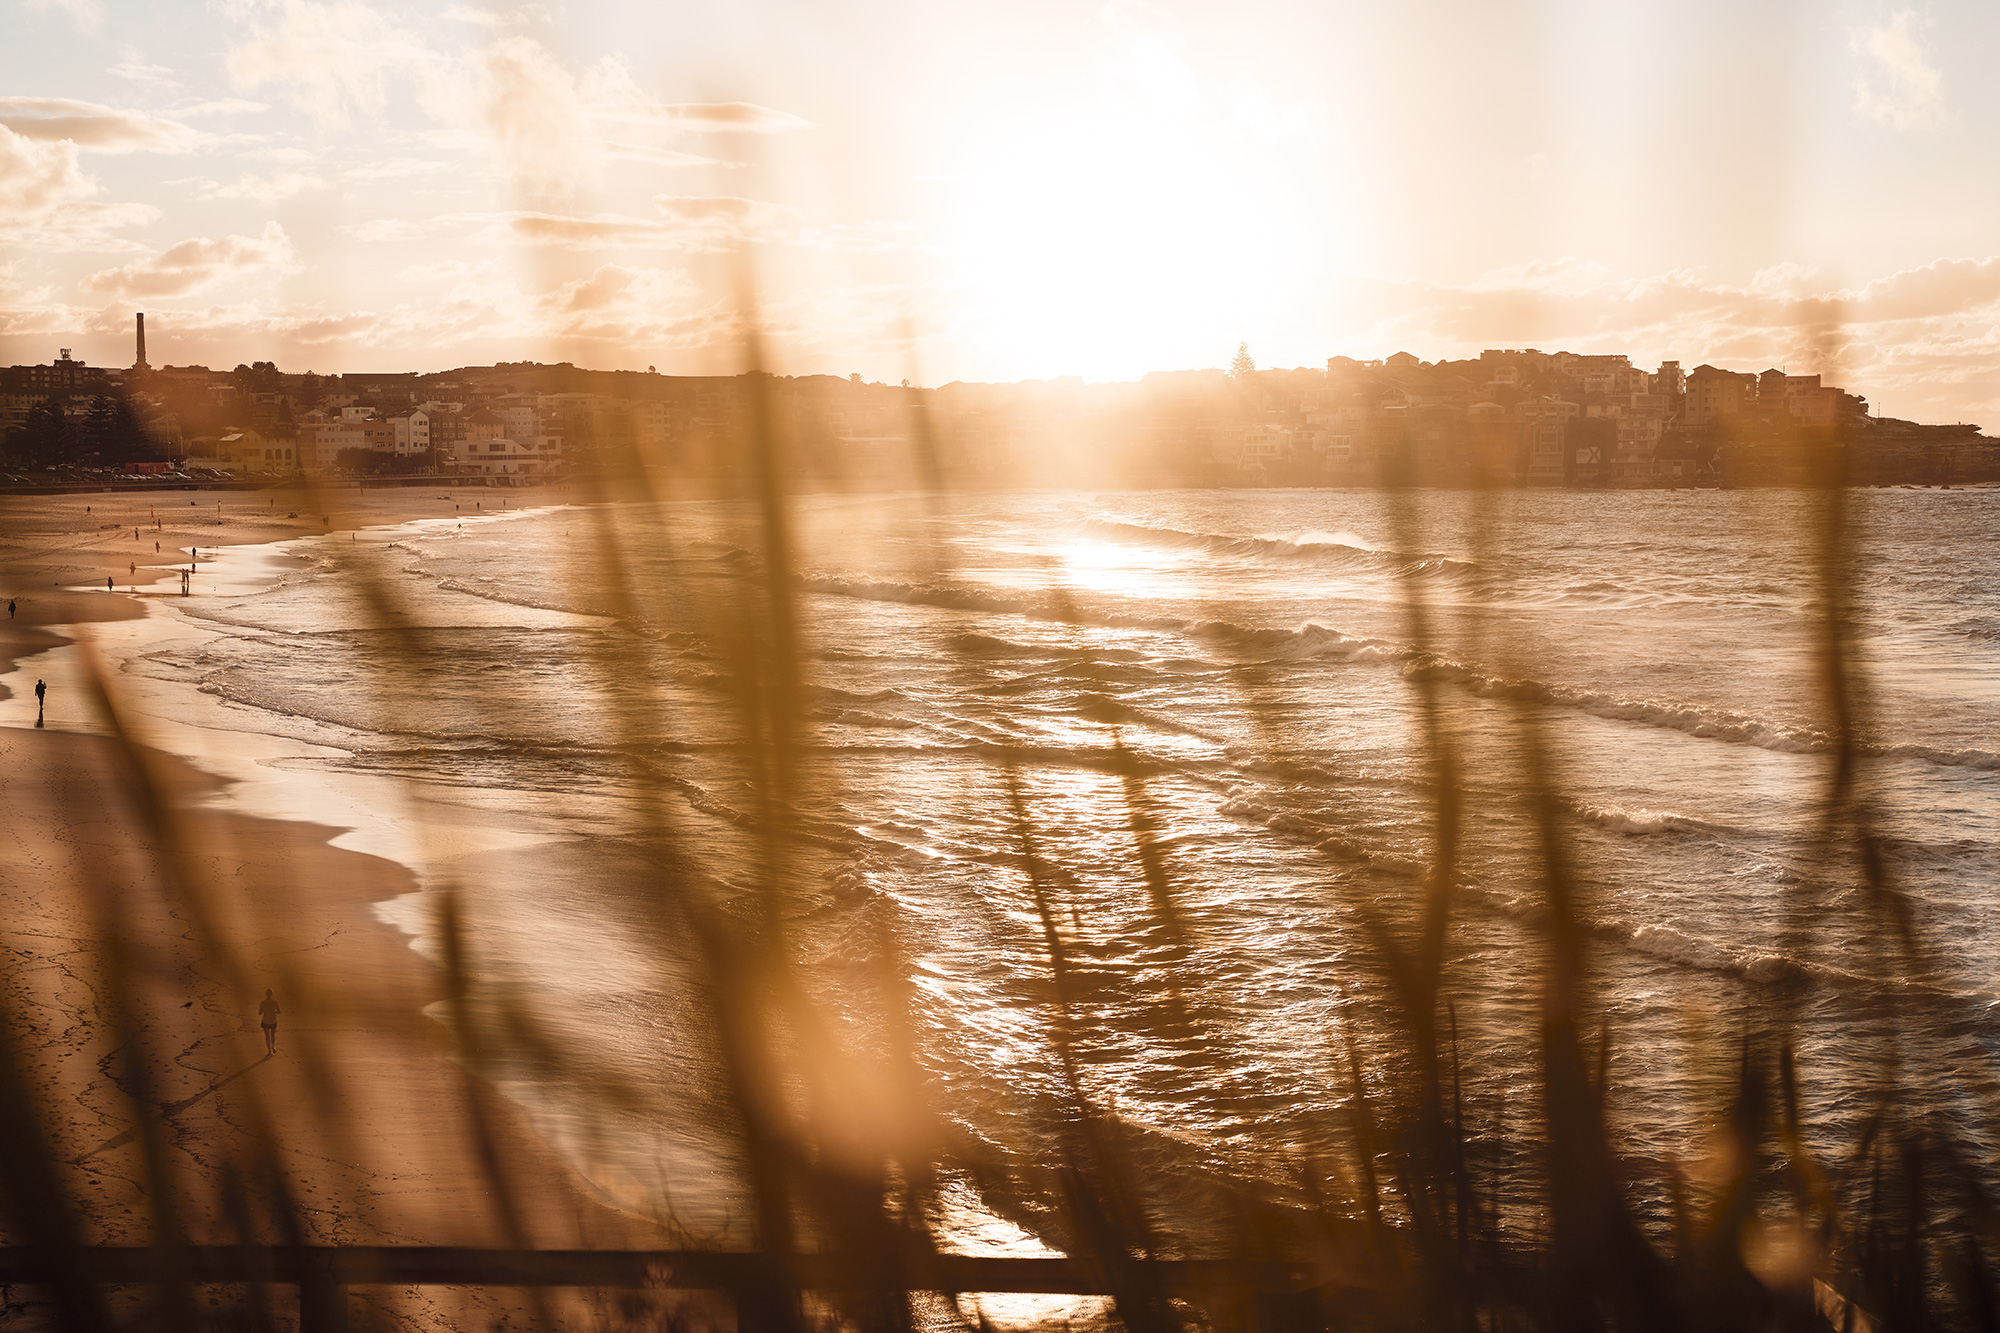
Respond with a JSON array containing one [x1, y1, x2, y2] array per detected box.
[[0, 97, 205, 153], [442, 2, 554, 30], [1343, 254, 2000, 422], [24, 0, 102, 35], [241, 145, 316, 164], [0, 124, 155, 248], [224, 0, 432, 130], [591, 100, 812, 134], [1852, 10, 1951, 131], [341, 216, 467, 242], [1465, 257, 1613, 294], [173, 99, 272, 118], [477, 33, 599, 204], [1749, 262, 1825, 296], [81, 222, 300, 299], [110, 51, 180, 91], [184, 171, 331, 203], [0, 126, 95, 227], [343, 156, 448, 180], [651, 194, 792, 227], [604, 142, 723, 168], [489, 210, 719, 251], [576, 61, 809, 137], [398, 259, 474, 282]]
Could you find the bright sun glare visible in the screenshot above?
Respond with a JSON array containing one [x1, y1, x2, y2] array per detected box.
[[939, 22, 1339, 381]]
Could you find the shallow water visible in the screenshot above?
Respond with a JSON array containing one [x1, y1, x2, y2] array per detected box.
[[130, 486, 2000, 1251]]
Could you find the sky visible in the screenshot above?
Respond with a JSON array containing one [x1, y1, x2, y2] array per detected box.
[[3, 0, 1999, 422]]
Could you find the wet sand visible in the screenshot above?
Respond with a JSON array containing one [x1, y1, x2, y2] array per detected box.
[[0, 483, 686, 1326]]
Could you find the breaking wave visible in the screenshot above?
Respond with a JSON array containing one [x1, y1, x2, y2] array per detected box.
[[1409, 658, 2000, 772], [1570, 802, 1727, 836], [1083, 518, 1477, 577]]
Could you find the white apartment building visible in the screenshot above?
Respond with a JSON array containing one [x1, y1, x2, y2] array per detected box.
[[300, 421, 366, 473], [386, 410, 430, 454], [450, 434, 563, 476]]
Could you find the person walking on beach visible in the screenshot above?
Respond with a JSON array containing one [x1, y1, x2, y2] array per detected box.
[[7, 599, 14, 619], [34, 678, 46, 724], [106, 576, 113, 592], [258, 989, 281, 1054]]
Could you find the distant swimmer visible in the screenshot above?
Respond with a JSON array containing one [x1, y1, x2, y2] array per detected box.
[[257, 989, 281, 1054]]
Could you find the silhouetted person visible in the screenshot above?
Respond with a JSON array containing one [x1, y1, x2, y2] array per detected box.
[[7, 599, 14, 619], [106, 576, 113, 592], [34, 678, 45, 726], [258, 990, 280, 1054]]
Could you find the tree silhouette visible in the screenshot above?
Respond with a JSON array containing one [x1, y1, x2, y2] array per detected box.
[[1230, 342, 1255, 379], [12, 398, 72, 468]]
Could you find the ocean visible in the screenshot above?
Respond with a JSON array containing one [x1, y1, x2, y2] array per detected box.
[[113, 485, 2000, 1262]]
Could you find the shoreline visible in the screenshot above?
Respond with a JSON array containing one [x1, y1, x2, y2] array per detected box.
[[0, 487, 673, 1323]]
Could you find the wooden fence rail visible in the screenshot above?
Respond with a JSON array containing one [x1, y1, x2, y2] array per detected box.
[[0, 1247, 1321, 1332]]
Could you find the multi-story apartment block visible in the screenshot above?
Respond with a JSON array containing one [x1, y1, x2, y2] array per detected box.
[[1684, 365, 1758, 425], [385, 410, 430, 454]]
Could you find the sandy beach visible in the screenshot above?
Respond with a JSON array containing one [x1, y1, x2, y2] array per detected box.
[[0, 483, 682, 1327]]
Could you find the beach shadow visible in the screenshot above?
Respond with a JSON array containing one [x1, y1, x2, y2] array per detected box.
[[80, 1052, 272, 1159]]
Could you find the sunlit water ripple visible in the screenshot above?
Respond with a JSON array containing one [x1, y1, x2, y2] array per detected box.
[[150, 486, 2000, 1250]]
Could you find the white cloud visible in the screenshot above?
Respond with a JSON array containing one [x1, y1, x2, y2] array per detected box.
[[80, 222, 300, 299], [0, 124, 155, 249], [110, 51, 180, 91], [399, 258, 474, 282], [442, 3, 554, 30], [224, 0, 433, 130], [343, 156, 447, 180], [0, 97, 206, 153], [0, 126, 94, 226], [604, 142, 723, 169], [1466, 257, 1612, 294], [1749, 262, 1826, 296], [1852, 10, 1951, 131], [589, 99, 812, 135], [191, 171, 331, 202], [24, 0, 102, 36], [476, 33, 600, 204], [341, 216, 465, 242], [173, 99, 272, 118], [241, 145, 316, 164]]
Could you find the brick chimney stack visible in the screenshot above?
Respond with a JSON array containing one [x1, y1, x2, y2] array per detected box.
[[135, 312, 147, 369]]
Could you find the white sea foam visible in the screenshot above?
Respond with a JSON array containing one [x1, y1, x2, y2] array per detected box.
[[1571, 802, 1717, 836]]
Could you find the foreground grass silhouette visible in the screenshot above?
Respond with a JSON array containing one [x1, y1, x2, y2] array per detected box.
[[0, 368, 1990, 1332]]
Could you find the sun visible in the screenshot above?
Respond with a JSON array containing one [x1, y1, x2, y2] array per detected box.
[[929, 43, 1340, 382]]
